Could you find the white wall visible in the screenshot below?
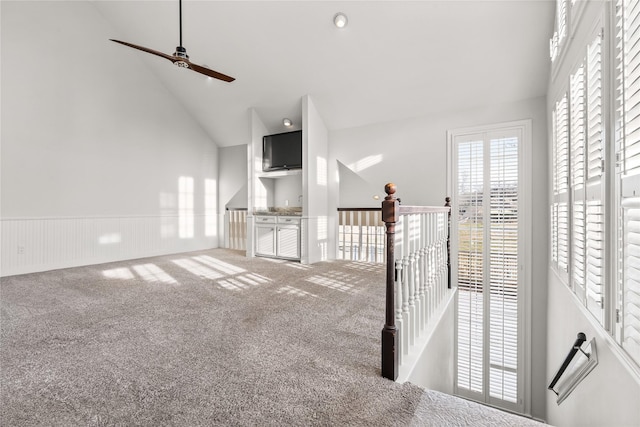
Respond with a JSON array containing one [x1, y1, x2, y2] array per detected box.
[[328, 96, 549, 420], [273, 175, 303, 209], [404, 294, 456, 394], [219, 145, 248, 210], [1, 1, 220, 276], [245, 110, 270, 257], [302, 95, 329, 263], [546, 274, 640, 426], [337, 161, 384, 208], [218, 144, 247, 248]]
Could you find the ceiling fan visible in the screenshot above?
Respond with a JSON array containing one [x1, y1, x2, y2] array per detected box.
[[110, 0, 235, 82]]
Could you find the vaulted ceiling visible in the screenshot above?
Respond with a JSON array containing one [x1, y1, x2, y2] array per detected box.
[[94, 0, 554, 147]]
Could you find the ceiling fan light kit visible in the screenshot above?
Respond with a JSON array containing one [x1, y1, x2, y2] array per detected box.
[[110, 0, 235, 82]]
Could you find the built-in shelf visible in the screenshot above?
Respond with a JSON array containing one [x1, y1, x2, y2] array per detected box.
[[256, 169, 303, 179], [248, 97, 328, 264]]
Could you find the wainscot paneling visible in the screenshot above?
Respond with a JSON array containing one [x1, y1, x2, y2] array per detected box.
[[0, 215, 217, 276]]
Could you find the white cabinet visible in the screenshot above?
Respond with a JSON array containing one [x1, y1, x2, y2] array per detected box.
[[255, 216, 276, 256], [276, 217, 301, 259], [254, 216, 300, 260]]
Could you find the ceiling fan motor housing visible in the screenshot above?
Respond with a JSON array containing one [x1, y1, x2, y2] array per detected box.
[[173, 46, 190, 68], [174, 46, 188, 58]]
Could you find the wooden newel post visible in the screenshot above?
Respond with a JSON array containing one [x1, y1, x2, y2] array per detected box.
[[381, 183, 399, 380], [445, 197, 451, 289]]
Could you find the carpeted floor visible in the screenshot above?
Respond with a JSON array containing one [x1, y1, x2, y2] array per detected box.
[[1, 248, 545, 426]]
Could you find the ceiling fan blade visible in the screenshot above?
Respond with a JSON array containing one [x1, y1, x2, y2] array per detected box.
[[109, 39, 174, 62], [110, 39, 235, 83], [188, 61, 236, 82]]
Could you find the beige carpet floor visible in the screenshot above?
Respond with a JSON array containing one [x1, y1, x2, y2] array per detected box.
[[1, 248, 545, 426]]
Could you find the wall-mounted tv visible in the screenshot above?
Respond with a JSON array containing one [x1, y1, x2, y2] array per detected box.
[[262, 130, 302, 172]]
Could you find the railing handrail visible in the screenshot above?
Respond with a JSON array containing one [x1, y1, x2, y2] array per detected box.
[[548, 332, 587, 393], [398, 205, 450, 214], [337, 206, 449, 214]]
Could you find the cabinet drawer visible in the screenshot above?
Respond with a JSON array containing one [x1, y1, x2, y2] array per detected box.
[[255, 216, 276, 224], [278, 217, 301, 225]]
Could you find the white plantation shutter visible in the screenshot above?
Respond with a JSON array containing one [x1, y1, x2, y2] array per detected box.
[[551, 204, 559, 264], [571, 65, 586, 190], [558, 0, 567, 45], [488, 137, 519, 404], [586, 201, 605, 323], [587, 35, 604, 180], [553, 95, 570, 274], [573, 201, 586, 298], [556, 96, 570, 197], [454, 127, 523, 412], [551, 108, 560, 266], [585, 31, 606, 325], [620, 0, 640, 175], [619, 0, 640, 175], [616, 0, 640, 365], [622, 200, 640, 363], [550, 0, 567, 61], [456, 137, 485, 395], [558, 203, 569, 271], [571, 64, 587, 298]]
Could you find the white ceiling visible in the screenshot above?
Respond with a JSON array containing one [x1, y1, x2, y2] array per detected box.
[[94, 0, 555, 147]]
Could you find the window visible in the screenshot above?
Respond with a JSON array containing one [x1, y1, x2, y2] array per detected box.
[[451, 121, 531, 414], [551, 0, 569, 61], [549, 0, 640, 373], [551, 27, 605, 323]]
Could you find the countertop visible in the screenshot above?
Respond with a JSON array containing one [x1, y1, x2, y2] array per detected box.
[[253, 210, 302, 216]]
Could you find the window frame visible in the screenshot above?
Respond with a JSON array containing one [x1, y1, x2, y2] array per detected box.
[[448, 119, 533, 416]]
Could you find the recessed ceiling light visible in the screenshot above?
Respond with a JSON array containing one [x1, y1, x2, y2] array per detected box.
[[283, 118, 293, 127], [334, 12, 348, 29]]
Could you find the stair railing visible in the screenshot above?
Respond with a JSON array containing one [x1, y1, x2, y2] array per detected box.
[[381, 183, 451, 381]]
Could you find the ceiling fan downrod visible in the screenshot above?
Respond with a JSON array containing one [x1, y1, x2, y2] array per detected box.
[[173, 0, 189, 66]]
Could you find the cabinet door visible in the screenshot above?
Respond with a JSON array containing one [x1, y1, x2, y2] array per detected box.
[[255, 225, 276, 256], [277, 226, 300, 259]]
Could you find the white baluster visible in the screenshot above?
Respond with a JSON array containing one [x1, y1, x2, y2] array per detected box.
[[421, 245, 427, 320], [402, 255, 410, 357], [395, 259, 403, 366], [417, 214, 425, 332], [429, 245, 436, 317], [409, 251, 418, 345], [415, 246, 424, 334]]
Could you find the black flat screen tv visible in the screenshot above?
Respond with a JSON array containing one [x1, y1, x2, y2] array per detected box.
[[262, 130, 302, 172]]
